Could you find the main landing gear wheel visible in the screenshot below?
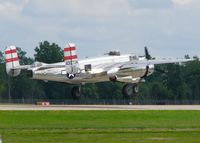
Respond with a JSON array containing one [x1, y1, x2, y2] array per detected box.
[[122, 83, 139, 98], [71, 86, 81, 100]]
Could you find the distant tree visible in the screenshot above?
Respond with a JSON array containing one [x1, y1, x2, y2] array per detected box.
[[193, 55, 199, 61], [34, 41, 69, 100], [95, 82, 123, 100], [0, 51, 4, 63], [183, 60, 200, 100], [17, 47, 34, 65], [34, 41, 64, 63], [82, 84, 98, 99], [0, 63, 7, 99]]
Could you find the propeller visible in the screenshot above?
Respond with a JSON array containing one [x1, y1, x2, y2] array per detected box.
[[144, 46, 152, 60], [144, 47, 167, 74]]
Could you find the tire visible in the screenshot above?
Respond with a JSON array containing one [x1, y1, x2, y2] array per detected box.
[[71, 86, 81, 100], [133, 85, 139, 93], [122, 84, 139, 98]]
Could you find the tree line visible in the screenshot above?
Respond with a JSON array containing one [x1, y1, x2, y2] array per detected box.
[[0, 41, 199, 102]]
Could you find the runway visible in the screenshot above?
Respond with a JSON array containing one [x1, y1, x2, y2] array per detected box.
[[0, 105, 200, 110]]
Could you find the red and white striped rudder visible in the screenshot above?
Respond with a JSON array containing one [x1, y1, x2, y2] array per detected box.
[[64, 43, 79, 79], [5, 46, 21, 77], [64, 43, 78, 65]]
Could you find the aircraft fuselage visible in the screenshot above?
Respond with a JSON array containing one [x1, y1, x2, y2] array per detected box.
[[30, 55, 154, 84]]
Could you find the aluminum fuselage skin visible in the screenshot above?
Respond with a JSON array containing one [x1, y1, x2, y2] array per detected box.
[[30, 55, 154, 84]]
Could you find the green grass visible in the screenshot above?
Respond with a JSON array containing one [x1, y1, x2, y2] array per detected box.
[[0, 111, 200, 143]]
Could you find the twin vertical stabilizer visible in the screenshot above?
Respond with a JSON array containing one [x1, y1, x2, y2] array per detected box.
[[64, 43, 79, 79], [5, 46, 21, 77]]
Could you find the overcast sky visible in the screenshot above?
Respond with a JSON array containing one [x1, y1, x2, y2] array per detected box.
[[0, 0, 200, 59]]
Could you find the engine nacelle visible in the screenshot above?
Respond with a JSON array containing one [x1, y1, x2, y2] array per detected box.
[[107, 64, 154, 82], [109, 75, 117, 82]]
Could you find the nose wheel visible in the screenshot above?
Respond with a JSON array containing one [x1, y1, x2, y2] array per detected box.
[[122, 83, 139, 98]]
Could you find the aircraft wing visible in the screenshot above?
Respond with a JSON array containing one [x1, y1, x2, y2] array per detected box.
[[107, 58, 192, 70], [106, 58, 192, 76], [135, 58, 193, 65]]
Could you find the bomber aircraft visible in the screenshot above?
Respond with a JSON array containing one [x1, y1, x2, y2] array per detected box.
[[5, 44, 192, 99]]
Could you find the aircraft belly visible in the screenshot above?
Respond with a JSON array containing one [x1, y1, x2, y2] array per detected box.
[[32, 67, 149, 84], [32, 71, 109, 84]]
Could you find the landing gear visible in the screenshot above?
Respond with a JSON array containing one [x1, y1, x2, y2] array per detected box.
[[71, 86, 81, 99], [122, 83, 139, 98]]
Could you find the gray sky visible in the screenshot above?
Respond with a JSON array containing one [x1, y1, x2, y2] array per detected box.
[[0, 0, 200, 59]]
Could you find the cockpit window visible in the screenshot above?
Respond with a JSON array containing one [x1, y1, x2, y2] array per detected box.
[[85, 64, 92, 72]]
